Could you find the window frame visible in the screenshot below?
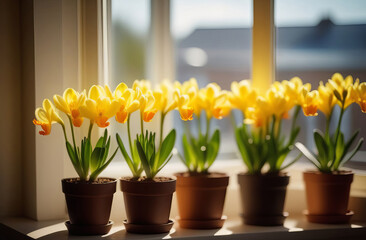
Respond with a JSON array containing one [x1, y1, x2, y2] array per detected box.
[[24, 0, 366, 222]]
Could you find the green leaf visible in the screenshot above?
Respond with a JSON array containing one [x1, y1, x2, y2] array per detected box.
[[342, 130, 360, 160], [206, 129, 220, 169], [280, 153, 302, 171], [95, 136, 104, 148], [116, 134, 137, 176], [337, 138, 364, 169], [132, 140, 141, 166], [91, 147, 105, 172], [235, 126, 254, 173], [182, 134, 195, 171], [295, 142, 320, 169], [82, 138, 91, 175], [101, 137, 111, 166], [313, 130, 328, 167], [334, 132, 345, 167], [156, 154, 173, 176], [158, 129, 176, 169], [66, 141, 83, 178], [90, 147, 118, 181], [136, 139, 152, 178]]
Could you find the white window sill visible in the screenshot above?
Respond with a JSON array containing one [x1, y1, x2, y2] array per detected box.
[[1, 216, 365, 240]]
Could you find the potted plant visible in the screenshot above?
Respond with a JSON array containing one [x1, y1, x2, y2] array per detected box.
[[173, 79, 230, 229], [296, 73, 364, 224], [33, 86, 120, 235], [232, 78, 306, 226], [115, 80, 194, 234]]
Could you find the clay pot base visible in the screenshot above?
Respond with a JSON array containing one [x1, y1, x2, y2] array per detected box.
[[65, 220, 113, 235], [304, 210, 354, 224], [241, 212, 289, 226], [123, 220, 174, 234], [177, 216, 227, 229]]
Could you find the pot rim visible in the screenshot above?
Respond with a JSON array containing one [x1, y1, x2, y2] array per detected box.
[[174, 172, 228, 178], [237, 172, 289, 177], [119, 176, 176, 184], [62, 177, 117, 185], [303, 170, 353, 175]]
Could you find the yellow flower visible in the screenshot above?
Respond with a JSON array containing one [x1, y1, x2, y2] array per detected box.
[[174, 90, 194, 121], [153, 81, 178, 114], [328, 73, 356, 109], [79, 85, 122, 128], [106, 83, 140, 124], [175, 78, 201, 117], [244, 96, 271, 128], [266, 87, 289, 118], [53, 88, 86, 127], [135, 88, 157, 122], [300, 89, 319, 116], [132, 80, 151, 94], [281, 77, 310, 106], [317, 81, 336, 117], [197, 83, 230, 119], [229, 80, 257, 114], [355, 82, 366, 112], [33, 99, 64, 135]]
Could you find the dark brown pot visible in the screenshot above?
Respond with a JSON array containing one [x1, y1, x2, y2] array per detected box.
[[303, 170, 354, 223], [62, 178, 117, 235], [237, 173, 289, 226], [120, 177, 176, 234], [175, 172, 229, 229]]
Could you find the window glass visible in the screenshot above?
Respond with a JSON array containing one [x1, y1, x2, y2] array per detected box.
[[275, 0, 366, 155], [110, 0, 150, 88], [110, 0, 150, 161], [171, 0, 252, 157]]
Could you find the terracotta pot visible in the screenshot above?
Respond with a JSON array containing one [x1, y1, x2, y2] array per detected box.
[[237, 173, 289, 226], [120, 177, 176, 234], [175, 172, 229, 229], [303, 170, 354, 223], [62, 178, 117, 235]]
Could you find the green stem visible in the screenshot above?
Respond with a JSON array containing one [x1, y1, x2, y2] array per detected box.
[[61, 124, 68, 143], [334, 101, 345, 147], [325, 109, 333, 140], [290, 105, 300, 135], [159, 112, 166, 148], [197, 115, 202, 137], [127, 115, 134, 159], [229, 111, 237, 133], [88, 121, 93, 141], [276, 116, 282, 141], [140, 112, 144, 135], [205, 114, 211, 143], [68, 116, 76, 149]]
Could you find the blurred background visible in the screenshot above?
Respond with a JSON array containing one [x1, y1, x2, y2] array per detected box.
[[110, 0, 366, 161]]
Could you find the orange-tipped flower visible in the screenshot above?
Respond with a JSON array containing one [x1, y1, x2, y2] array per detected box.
[[33, 99, 64, 135], [53, 88, 86, 127], [301, 89, 319, 116], [79, 85, 121, 128]]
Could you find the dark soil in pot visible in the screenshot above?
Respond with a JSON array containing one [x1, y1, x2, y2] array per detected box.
[[303, 170, 354, 223], [62, 177, 117, 235], [237, 173, 289, 226], [120, 177, 176, 234], [175, 172, 229, 229]]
